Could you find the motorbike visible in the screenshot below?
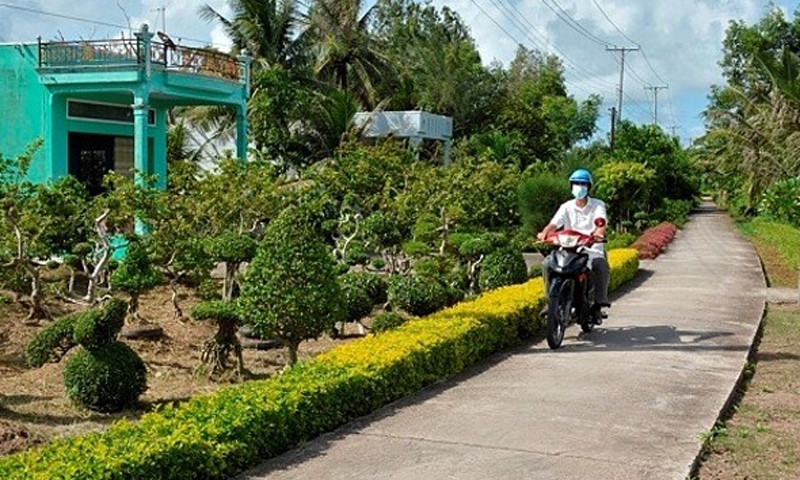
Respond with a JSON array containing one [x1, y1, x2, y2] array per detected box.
[[542, 229, 608, 350]]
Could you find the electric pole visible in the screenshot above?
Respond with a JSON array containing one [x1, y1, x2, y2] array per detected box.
[[609, 107, 617, 151], [153, 6, 166, 32], [644, 84, 668, 125], [606, 45, 639, 126]]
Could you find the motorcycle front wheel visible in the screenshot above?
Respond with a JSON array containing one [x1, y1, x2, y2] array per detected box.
[[547, 278, 572, 349]]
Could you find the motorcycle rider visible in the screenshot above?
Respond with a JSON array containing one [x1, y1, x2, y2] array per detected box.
[[537, 169, 610, 322]]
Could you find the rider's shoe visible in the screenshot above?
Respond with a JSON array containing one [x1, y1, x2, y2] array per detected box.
[[591, 303, 610, 325], [539, 305, 548, 318]]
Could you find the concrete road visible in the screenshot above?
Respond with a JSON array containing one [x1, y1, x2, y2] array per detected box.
[[237, 204, 765, 480]]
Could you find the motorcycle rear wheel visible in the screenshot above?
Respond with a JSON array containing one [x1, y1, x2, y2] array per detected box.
[[546, 278, 572, 349]]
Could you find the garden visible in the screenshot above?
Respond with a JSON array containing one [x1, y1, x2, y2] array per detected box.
[[0, 0, 699, 477]]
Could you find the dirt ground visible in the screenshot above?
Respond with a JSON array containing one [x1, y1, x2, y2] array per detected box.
[[0, 284, 364, 457], [696, 304, 800, 480]]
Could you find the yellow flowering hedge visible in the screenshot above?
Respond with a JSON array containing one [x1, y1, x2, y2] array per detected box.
[[0, 249, 639, 480]]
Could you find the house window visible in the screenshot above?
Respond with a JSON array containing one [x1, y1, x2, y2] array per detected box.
[[67, 100, 156, 125]]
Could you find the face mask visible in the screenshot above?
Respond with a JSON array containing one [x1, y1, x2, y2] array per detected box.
[[572, 185, 588, 199]]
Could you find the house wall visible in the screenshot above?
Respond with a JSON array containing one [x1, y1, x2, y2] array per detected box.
[[0, 44, 47, 182]]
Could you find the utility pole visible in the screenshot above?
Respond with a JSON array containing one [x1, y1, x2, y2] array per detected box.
[[606, 45, 639, 126], [669, 124, 680, 138], [644, 84, 668, 125], [609, 107, 617, 151], [153, 5, 166, 32]]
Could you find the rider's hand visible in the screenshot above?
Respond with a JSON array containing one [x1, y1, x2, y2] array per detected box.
[[537, 231, 546, 241], [593, 234, 606, 243]]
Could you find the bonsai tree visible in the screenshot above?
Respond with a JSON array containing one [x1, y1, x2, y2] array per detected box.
[[208, 232, 257, 301], [25, 298, 147, 412], [191, 300, 244, 377], [239, 207, 344, 366], [110, 239, 162, 323]]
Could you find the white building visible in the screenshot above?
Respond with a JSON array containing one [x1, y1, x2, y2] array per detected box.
[[353, 111, 453, 165]]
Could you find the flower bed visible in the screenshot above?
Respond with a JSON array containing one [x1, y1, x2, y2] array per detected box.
[[0, 249, 640, 480], [631, 222, 678, 259]]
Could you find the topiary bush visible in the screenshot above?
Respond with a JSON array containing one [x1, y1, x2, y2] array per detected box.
[[72, 298, 126, 350], [371, 312, 408, 333], [24, 313, 80, 368], [339, 272, 388, 305], [209, 232, 258, 301], [25, 298, 148, 412], [111, 240, 162, 322], [388, 276, 449, 317], [239, 208, 344, 365], [478, 247, 528, 292], [339, 281, 373, 323], [62, 342, 147, 413]]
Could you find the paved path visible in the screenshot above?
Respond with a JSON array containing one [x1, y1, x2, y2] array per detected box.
[[238, 204, 766, 480]]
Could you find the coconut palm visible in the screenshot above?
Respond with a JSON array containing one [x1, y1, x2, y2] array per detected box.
[[307, 0, 392, 109]]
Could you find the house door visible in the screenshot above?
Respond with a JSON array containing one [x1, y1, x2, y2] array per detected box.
[[68, 133, 115, 195]]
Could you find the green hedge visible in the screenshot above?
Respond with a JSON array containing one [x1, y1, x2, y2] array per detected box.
[[0, 249, 640, 480]]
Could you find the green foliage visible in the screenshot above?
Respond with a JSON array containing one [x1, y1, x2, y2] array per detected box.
[[518, 172, 569, 235], [343, 242, 369, 266], [209, 233, 258, 264], [339, 272, 388, 305], [370, 312, 408, 333], [198, 279, 223, 301], [478, 248, 528, 291], [450, 232, 508, 259], [239, 208, 344, 362], [594, 160, 656, 230], [339, 281, 373, 323], [606, 231, 638, 250], [758, 176, 800, 226], [72, 299, 127, 351], [24, 313, 79, 368], [0, 249, 640, 480], [110, 240, 162, 296], [362, 211, 404, 250], [191, 301, 241, 324], [528, 264, 543, 278], [388, 275, 449, 316], [62, 342, 147, 413]]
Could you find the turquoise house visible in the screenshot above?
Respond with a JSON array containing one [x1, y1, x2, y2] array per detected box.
[[0, 24, 250, 192]]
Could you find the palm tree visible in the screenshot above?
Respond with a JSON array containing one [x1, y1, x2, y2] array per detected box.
[[199, 0, 302, 69], [308, 0, 392, 109]]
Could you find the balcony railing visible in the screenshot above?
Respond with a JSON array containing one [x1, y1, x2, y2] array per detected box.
[[38, 38, 244, 82]]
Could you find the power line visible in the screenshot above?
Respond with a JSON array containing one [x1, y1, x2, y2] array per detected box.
[[469, 0, 612, 98], [0, 2, 228, 49], [541, 0, 611, 46], [494, 0, 618, 90], [591, 0, 638, 46], [490, 0, 618, 94]]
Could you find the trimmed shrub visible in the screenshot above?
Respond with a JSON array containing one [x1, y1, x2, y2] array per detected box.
[[0, 250, 640, 480], [72, 298, 126, 350], [339, 272, 388, 305], [208, 233, 257, 265], [62, 342, 147, 413], [388, 276, 449, 317], [340, 282, 373, 322], [518, 172, 569, 235], [478, 248, 528, 291], [528, 264, 543, 278], [239, 208, 344, 365], [631, 222, 678, 259], [371, 312, 408, 333], [24, 313, 79, 368]]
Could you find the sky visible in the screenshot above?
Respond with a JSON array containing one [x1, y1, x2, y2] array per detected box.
[[0, 0, 797, 145]]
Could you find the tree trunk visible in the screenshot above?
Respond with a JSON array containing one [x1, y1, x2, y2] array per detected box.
[[223, 262, 237, 302], [25, 269, 47, 323], [127, 293, 140, 323], [169, 278, 184, 321], [286, 343, 299, 366]]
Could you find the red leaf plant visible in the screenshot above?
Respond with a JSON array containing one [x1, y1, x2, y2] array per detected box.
[[631, 222, 678, 259]]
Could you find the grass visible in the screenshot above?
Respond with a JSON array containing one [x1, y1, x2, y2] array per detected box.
[[696, 306, 800, 479], [737, 218, 800, 288]]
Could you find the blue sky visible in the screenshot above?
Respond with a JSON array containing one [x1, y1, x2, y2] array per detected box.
[[1, 1, 797, 145]]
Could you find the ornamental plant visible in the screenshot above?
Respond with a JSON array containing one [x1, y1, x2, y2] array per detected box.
[[191, 301, 245, 377], [631, 222, 678, 259], [24, 298, 147, 412], [478, 247, 528, 292], [239, 208, 344, 366], [110, 239, 162, 323]]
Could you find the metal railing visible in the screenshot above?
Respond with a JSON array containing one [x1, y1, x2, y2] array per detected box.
[[38, 38, 243, 82]]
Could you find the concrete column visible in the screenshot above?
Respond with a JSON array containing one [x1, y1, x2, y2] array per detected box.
[[443, 139, 452, 166], [133, 98, 150, 182], [134, 24, 154, 79], [236, 106, 248, 161]]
